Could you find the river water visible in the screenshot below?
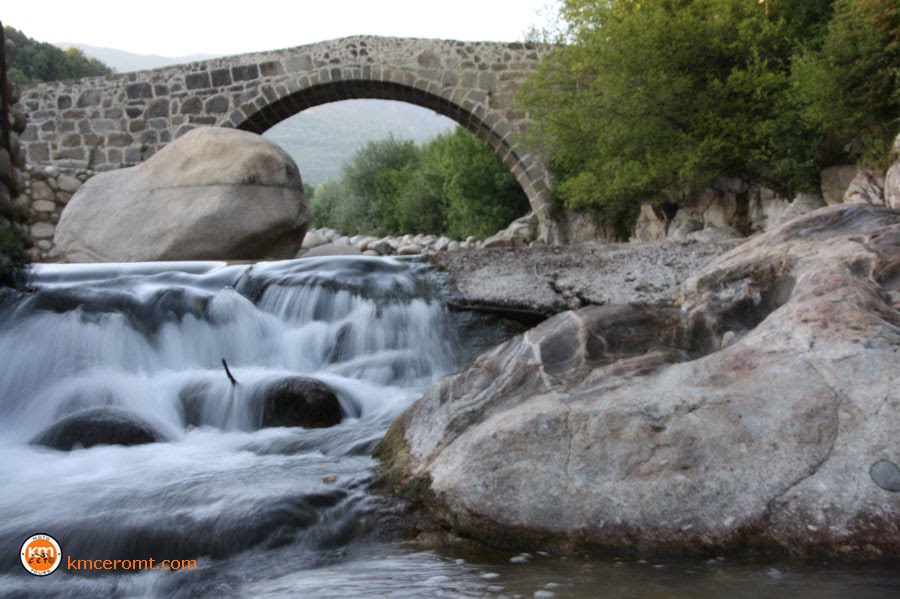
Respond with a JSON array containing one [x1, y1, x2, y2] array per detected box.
[[0, 257, 897, 598]]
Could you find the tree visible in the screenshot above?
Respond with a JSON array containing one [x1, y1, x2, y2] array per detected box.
[[436, 128, 530, 240], [308, 128, 530, 239], [518, 0, 843, 232], [791, 0, 900, 164], [4, 26, 113, 84]]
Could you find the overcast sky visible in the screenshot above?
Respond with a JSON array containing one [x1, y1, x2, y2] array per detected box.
[[4, 0, 555, 57]]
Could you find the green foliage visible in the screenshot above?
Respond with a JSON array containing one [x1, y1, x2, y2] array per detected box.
[[438, 129, 530, 239], [791, 0, 900, 164], [4, 26, 113, 84], [519, 0, 898, 233], [309, 128, 530, 239]]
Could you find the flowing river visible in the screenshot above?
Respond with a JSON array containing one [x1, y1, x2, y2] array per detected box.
[[0, 257, 897, 598]]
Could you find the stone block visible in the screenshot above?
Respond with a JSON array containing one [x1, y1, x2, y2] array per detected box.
[[93, 119, 119, 133], [145, 99, 170, 118], [211, 68, 232, 86], [33, 200, 56, 213], [285, 54, 313, 72], [22, 123, 39, 142], [107, 132, 134, 147], [260, 61, 284, 77], [77, 89, 102, 107], [205, 96, 229, 114], [62, 133, 82, 147], [185, 72, 212, 90], [179, 97, 203, 114], [30, 222, 56, 239], [28, 143, 50, 162], [231, 64, 259, 82], [57, 174, 82, 193], [126, 83, 153, 99]]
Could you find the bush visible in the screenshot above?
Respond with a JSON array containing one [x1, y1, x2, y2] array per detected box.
[[791, 0, 900, 164], [308, 128, 530, 239]]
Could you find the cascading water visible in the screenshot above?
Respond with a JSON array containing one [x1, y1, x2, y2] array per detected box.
[[0, 256, 500, 597]]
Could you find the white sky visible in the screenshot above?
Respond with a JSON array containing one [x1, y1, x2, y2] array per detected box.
[[3, 0, 555, 57]]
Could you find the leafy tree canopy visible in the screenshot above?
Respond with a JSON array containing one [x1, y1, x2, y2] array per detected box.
[[309, 129, 530, 239], [519, 0, 898, 232], [5, 26, 113, 84]]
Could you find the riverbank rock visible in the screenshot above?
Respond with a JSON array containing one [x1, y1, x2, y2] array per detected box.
[[378, 204, 900, 558], [257, 377, 342, 429], [427, 239, 740, 317], [30, 407, 164, 450], [54, 127, 308, 262]]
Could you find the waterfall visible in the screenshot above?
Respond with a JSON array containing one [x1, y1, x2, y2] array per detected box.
[[0, 256, 472, 595]]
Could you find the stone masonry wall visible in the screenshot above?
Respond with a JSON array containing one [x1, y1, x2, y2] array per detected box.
[[18, 36, 562, 243], [17, 166, 91, 262]]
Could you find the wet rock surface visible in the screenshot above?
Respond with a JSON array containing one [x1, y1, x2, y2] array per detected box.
[[379, 204, 900, 558], [30, 406, 164, 450], [257, 376, 344, 429]]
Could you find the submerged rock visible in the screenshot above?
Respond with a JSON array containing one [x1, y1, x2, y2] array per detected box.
[[31, 407, 164, 450], [54, 127, 308, 262], [257, 377, 343, 429], [379, 204, 900, 558]]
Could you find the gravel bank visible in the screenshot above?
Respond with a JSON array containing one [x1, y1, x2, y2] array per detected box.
[[427, 238, 743, 317]]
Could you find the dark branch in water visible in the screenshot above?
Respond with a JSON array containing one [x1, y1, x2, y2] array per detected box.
[[222, 358, 238, 386]]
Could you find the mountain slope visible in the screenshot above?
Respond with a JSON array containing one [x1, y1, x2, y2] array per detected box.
[[54, 42, 218, 72]]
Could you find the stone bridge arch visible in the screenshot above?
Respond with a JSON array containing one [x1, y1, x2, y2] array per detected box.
[[19, 36, 560, 242]]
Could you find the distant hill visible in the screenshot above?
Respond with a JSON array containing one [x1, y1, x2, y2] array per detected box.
[[62, 44, 458, 185], [264, 101, 456, 186], [54, 42, 218, 72]]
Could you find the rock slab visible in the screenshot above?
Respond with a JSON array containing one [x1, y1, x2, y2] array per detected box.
[[54, 127, 308, 262], [379, 204, 900, 558]]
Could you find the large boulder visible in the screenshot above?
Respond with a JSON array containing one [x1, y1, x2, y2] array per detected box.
[[379, 204, 900, 558], [31, 407, 164, 450], [54, 127, 308, 262]]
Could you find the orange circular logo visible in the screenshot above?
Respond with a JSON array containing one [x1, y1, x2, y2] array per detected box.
[[20, 534, 62, 576]]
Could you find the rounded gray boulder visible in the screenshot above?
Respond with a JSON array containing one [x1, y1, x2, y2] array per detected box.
[[30, 406, 164, 450], [54, 127, 309, 262]]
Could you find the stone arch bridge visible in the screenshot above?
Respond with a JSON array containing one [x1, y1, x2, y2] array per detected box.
[[19, 35, 560, 242]]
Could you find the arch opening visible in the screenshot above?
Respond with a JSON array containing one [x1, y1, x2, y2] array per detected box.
[[233, 80, 534, 201]]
